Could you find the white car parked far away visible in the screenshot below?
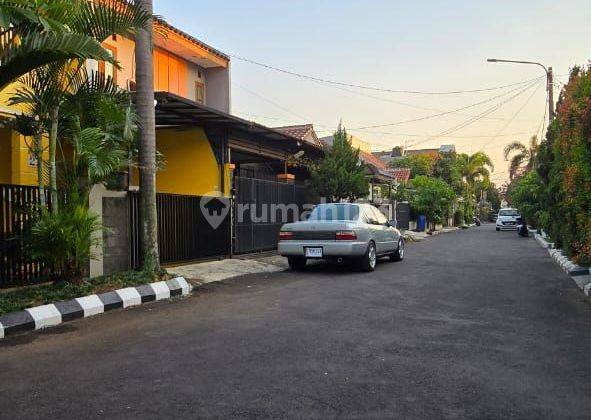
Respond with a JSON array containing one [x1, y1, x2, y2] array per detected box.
[[496, 208, 521, 231]]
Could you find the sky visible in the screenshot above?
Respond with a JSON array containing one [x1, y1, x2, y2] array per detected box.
[[154, 0, 591, 184]]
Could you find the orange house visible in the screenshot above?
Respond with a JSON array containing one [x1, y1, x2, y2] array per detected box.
[[0, 13, 323, 273], [0, 16, 232, 196]]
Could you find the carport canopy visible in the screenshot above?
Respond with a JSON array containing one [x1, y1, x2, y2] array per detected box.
[[150, 91, 323, 160]]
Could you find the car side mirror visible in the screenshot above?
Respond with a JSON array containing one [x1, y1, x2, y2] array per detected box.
[[387, 220, 397, 228]]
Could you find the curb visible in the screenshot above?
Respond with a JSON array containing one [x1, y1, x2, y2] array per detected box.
[[0, 277, 191, 339], [532, 234, 591, 298], [534, 233, 555, 249], [547, 248, 590, 277]]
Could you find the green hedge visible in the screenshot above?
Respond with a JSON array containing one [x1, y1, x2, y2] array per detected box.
[[536, 66, 591, 264]]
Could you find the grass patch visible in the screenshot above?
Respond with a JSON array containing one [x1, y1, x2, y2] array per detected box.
[[0, 270, 173, 316]]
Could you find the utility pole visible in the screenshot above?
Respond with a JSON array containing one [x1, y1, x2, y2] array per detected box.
[[547, 66, 554, 122], [487, 59, 555, 124]]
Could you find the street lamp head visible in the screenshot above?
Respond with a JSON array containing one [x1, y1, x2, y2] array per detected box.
[[487, 58, 498, 62]]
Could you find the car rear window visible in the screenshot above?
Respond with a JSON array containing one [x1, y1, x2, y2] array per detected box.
[[308, 204, 359, 221]]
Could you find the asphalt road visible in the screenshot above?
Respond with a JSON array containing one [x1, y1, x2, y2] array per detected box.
[[1, 224, 591, 419]]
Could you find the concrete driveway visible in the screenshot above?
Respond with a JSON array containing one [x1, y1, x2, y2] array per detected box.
[[1, 224, 590, 419]]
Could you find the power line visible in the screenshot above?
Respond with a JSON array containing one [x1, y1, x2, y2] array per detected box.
[[406, 80, 542, 148], [304, 77, 508, 122], [441, 81, 540, 139], [230, 53, 544, 96], [350, 78, 544, 130], [479, 81, 543, 150], [232, 82, 313, 123], [232, 109, 531, 140]]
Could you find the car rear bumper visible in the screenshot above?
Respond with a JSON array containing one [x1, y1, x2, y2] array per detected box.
[[278, 240, 368, 257], [496, 224, 518, 230]]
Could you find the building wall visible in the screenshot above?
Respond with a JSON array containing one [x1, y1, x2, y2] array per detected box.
[[101, 35, 229, 112], [349, 134, 372, 152], [155, 127, 229, 197], [204, 65, 231, 112], [0, 128, 49, 186]]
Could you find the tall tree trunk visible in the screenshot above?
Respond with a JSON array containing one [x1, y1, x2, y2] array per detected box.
[[34, 129, 46, 208], [49, 106, 59, 213], [135, 0, 160, 272]]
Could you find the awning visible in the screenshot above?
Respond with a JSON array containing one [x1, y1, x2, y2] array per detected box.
[[151, 91, 323, 160]]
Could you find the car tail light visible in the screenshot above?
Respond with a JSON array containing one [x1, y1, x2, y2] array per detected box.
[[279, 231, 294, 240], [336, 230, 357, 241]]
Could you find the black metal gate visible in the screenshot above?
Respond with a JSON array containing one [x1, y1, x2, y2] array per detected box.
[[233, 176, 311, 254], [0, 184, 47, 287], [129, 192, 230, 267], [396, 202, 411, 230]]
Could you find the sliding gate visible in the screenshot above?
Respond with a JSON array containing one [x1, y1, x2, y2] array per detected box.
[[233, 176, 312, 254], [129, 192, 231, 267]]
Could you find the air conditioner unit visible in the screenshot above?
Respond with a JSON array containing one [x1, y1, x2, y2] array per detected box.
[[127, 79, 137, 91]]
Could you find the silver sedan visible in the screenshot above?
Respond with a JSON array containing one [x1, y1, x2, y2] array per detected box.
[[278, 203, 404, 271]]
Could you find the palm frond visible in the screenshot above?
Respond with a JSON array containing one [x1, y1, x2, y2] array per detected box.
[[73, 0, 152, 42], [503, 141, 528, 160], [509, 154, 526, 179], [0, 31, 115, 89], [469, 151, 494, 172]]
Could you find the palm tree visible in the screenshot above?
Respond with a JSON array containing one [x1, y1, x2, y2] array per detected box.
[[10, 63, 69, 212], [6, 0, 150, 210], [458, 151, 495, 185], [62, 71, 136, 198], [456, 151, 494, 223], [135, 0, 160, 272], [504, 135, 539, 180]]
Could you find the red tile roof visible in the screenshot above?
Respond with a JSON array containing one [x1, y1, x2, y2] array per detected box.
[[359, 150, 390, 171], [390, 168, 411, 183], [274, 124, 322, 148], [358, 151, 411, 182]]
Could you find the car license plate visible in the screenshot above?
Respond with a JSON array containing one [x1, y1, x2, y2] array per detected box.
[[305, 247, 323, 258]]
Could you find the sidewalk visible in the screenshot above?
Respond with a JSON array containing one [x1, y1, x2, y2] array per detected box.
[[168, 253, 288, 284], [403, 226, 459, 242]]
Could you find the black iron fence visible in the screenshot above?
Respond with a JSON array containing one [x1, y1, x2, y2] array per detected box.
[[234, 176, 313, 254], [0, 184, 48, 287], [129, 191, 231, 268]]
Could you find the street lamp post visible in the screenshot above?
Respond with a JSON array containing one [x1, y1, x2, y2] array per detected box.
[[487, 58, 554, 123]]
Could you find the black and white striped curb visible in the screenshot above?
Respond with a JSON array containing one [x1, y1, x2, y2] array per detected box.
[[534, 232, 555, 250], [0, 277, 191, 339], [533, 233, 591, 297], [548, 249, 590, 277]]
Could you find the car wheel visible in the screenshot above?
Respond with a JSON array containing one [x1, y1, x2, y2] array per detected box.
[[358, 241, 377, 272], [496, 227, 500, 231], [390, 239, 405, 262], [287, 256, 307, 270]]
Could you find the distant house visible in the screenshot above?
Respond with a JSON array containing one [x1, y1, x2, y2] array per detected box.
[[439, 144, 456, 154], [390, 168, 411, 184], [404, 148, 440, 158], [274, 124, 322, 148], [373, 146, 404, 165], [373, 144, 456, 164]]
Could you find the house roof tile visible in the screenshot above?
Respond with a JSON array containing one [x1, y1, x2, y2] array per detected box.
[[274, 124, 322, 148]]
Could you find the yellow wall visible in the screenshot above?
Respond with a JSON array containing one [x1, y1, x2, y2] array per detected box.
[[155, 127, 229, 197], [0, 128, 49, 186], [349, 134, 372, 152], [0, 82, 28, 115]]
